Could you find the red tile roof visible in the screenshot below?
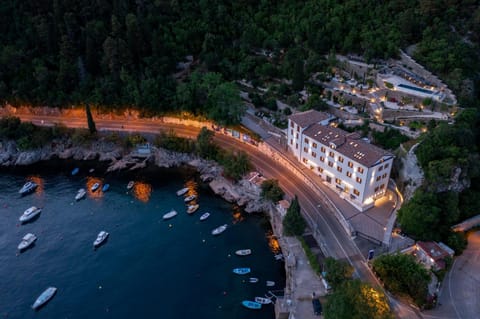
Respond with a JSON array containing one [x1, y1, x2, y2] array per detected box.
[[289, 110, 331, 128]]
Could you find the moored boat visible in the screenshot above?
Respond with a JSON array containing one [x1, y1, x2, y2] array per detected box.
[[235, 249, 252, 256], [232, 267, 251, 275], [71, 167, 79, 176], [184, 194, 196, 202], [91, 183, 100, 192], [187, 204, 199, 214], [32, 287, 57, 310], [241, 300, 262, 310], [102, 184, 110, 192], [211, 224, 227, 235], [19, 206, 42, 224], [266, 281, 275, 287], [127, 181, 135, 190], [93, 231, 109, 248], [163, 209, 178, 220], [75, 188, 86, 201], [255, 297, 272, 304], [19, 181, 38, 195], [199, 212, 210, 221], [249, 277, 259, 283], [176, 187, 189, 196], [18, 233, 37, 251]]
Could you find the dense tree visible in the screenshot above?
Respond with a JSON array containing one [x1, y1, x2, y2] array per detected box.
[[260, 179, 284, 203], [323, 257, 354, 290], [283, 195, 306, 236], [196, 127, 218, 159], [85, 103, 97, 134]]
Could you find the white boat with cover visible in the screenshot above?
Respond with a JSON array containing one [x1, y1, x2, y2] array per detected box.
[[199, 212, 210, 221], [91, 183, 100, 192], [249, 277, 259, 283], [127, 181, 135, 190], [176, 187, 189, 196], [75, 188, 86, 201], [255, 297, 272, 304], [235, 249, 252, 256], [187, 204, 199, 214], [93, 231, 109, 248], [18, 233, 37, 251], [19, 181, 38, 195], [184, 194, 196, 202], [266, 281, 275, 287], [211, 224, 227, 235], [19, 206, 42, 223], [163, 209, 178, 220], [32, 287, 57, 310]]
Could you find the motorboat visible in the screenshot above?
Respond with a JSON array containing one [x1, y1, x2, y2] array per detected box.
[[211, 224, 227, 235], [274, 253, 284, 260], [71, 167, 79, 176], [32, 287, 57, 310], [75, 188, 86, 201], [254, 297, 272, 305], [199, 212, 210, 221], [19, 206, 42, 223], [266, 281, 275, 287], [241, 300, 261, 310], [184, 194, 196, 202], [19, 181, 38, 195], [187, 204, 199, 214], [163, 209, 178, 220], [91, 183, 100, 192], [235, 249, 252, 256], [232, 267, 251, 275], [127, 181, 135, 190], [249, 277, 259, 283], [18, 233, 37, 251], [102, 184, 110, 192], [93, 231, 109, 248], [176, 187, 189, 196]]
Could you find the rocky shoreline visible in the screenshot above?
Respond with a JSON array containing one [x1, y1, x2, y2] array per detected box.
[[0, 138, 271, 213]]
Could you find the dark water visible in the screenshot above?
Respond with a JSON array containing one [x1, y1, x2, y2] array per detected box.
[[0, 161, 285, 319]]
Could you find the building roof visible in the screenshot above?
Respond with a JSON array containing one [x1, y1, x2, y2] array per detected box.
[[289, 110, 331, 128], [303, 123, 393, 167], [277, 200, 291, 210], [417, 241, 451, 262]]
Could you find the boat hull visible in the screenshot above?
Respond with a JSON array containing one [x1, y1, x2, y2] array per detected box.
[[241, 300, 262, 309], [32, 287, 57, 310]]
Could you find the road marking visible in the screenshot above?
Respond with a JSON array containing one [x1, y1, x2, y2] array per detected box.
[[448, 258, 461, 319]]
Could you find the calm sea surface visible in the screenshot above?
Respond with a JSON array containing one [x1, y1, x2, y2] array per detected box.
[[0, 161, 285, 319]]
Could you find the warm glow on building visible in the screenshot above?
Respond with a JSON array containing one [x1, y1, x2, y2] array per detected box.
[[132, 181, 152, 203]]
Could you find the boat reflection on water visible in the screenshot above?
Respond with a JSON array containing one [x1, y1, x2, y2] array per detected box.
[[28, 176, 44, 196], [132, 181, 152, 203], [86, 177, 103, 199], [266, 231, 281, 254]]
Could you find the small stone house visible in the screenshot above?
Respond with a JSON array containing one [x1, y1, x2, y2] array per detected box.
[[414, 241, 454, 270]]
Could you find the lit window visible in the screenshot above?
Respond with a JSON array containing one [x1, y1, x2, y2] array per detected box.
[[357, 167, 364, 174], [384, 163, 389, 169], [320, 156, 325, 162], [379, 166, 383, 172], [317, 167, 324, 173], [321, 146, 326, 153], [304, 138, 309, 144], [346, 171, 352, 178], [312, 152, 317, 158], [337, 166, 342, 172], [328, 161, 333, 167], [338, 156, 344, 163], [382, 173, 387, 179], [329, 151, 334, 157], [356, 177, 362, 183], [302, 158, 308, 164], [376, 176, 381, 181], [380, 184, 385, 189], [304, 147, 308, 152], [374, 186, 379, 192], [312, 142, 317, 148], [353, 189, 360, 196], [335, 178, 341, 184], [348, 161, 353, 168]]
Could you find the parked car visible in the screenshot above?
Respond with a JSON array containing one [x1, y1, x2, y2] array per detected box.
[[312, 298, 322, 316]]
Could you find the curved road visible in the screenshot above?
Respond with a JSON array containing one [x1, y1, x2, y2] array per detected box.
[[14, 112, 420, 318]]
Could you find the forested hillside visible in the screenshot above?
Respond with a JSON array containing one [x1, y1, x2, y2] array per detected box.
[[0, 0, 479, 112]]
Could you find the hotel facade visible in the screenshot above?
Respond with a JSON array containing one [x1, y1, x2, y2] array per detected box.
[[287, 110, 394, 211]]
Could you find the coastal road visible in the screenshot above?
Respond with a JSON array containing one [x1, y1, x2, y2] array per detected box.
[[11, 111, 421, 318]]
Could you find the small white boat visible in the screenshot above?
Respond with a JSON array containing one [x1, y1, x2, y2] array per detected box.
[[91, 183, 100, 192], [19, 181, 38, 195], [127, 181, 135, 190], [93, 231, 109, 248], [176, 187, 189, 196], [187, 204, 199, 214], [235, 249, 252, 256], [163, 209, 178, 220], [266, 281, 275, 287], [32, 287, 57, 310], [184, 194, 196, 202], [75, 188, 86, 201], [18, 233, 37, 251], [274, 254, 284, 260], [211, 224, 227, 235], [255, 297, 272, 304], [19, 206, 42, 223], [233, 267, 251, 275], [249, 277, 259, 283], [199, 212, 210, 221]]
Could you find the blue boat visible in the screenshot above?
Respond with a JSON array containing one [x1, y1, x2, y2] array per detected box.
[[242, 300, 262, 310], [102, 184, 110, 192], [233, 267, 251, 275], [71, 167, 79, 176]]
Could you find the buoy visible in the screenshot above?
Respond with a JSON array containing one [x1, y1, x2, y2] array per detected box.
[[98, 285, 102, 289], [169, 224, 173, 228], [223, 291, 227, 296], [202, 239, 206, 243], [227, 254, 231, 257]]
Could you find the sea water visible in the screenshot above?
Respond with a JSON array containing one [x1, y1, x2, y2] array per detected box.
[[0, 161, 285, 319]]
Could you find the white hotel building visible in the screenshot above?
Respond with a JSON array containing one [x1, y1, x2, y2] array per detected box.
[[287, 110, 394, 212]]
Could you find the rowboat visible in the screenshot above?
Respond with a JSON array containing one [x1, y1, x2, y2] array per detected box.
[[102, 184, 110, 192], [127, 181, 135, 190], [255, 297, 272, 304], [176, 187, 189, 196], [91, 183, 100, 192], [211, 224, 227, 235], [266, 281, 275, 287], [184, 194, 196, 202], [71, 167, 79, 176], [249, 277, 259, 283], [232, 267, 251, 275], [241, 300, 261, 309], [32, 287, 57, 310], [163, 209, 178, 220], [199, 212, 210, 221], [235, 249, 252, 256], [187, 204, 199, 214], [75, 188, 86, 201]]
